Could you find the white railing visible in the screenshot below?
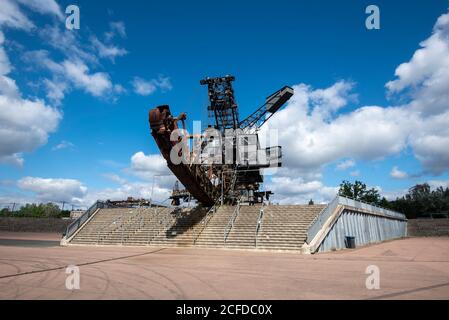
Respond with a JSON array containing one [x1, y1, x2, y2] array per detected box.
[[307, 195, 406, 243]]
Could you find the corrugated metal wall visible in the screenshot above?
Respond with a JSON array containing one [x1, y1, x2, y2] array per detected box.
[[318, 210, 407, 253]]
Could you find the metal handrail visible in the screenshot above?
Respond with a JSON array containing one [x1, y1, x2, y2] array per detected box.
[[193, 198, 221, 244], [147, 198, 175, 244], [64, 200, 105, 239], [223, 199, 240, 243], [254, 202, 266, 247]]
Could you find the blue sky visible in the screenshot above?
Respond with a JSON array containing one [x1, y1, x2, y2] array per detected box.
[[1, 0, 449, 207]]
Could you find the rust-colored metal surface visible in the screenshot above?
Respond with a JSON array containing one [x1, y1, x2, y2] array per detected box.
[[149, 105, 216, 206]]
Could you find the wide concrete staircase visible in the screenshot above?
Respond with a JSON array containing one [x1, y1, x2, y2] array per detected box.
[[68, 204, 326, 251], [149, 206, 208, 246], [70, 206, 209, 246], [256, 205, 326, 251], [224, 205, 262, 249], [70, 208, 140, 245], [194, 206, 237, 247]]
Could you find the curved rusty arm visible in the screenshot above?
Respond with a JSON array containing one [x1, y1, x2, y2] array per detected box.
[[148, 105, 217, 206]]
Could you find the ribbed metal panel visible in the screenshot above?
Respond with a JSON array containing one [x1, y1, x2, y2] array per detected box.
[[318, 209, 407, 252]]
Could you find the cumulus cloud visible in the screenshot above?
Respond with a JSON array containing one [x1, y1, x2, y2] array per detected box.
[[86, 181, 171, 205], [129, 151, 173, 182], [24, 50, 115, 103], [62, 60, 113, 97], [261, 81, 411, 172], [90, 36, 127, 62], [132, 76, 173, 96], [390, 166, 409, 180], [386, 10, 449, 173], [266, 175, 337, 204], [336, 159, 356, 171], [0, 34, 61, 166], [261, 9, 449, 202], [17, 177, 88, 204]]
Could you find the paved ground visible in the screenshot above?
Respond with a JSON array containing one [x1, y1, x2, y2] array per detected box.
[[0, 232, 448, 300]]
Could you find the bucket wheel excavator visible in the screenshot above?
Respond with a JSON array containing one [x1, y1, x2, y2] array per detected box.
[[148, 76, 293, 207]]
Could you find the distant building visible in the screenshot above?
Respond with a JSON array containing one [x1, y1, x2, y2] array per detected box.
[[70, 210, 86, 219]]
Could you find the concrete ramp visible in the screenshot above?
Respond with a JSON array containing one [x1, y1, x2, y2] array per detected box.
[[303, 196, 407, 254]]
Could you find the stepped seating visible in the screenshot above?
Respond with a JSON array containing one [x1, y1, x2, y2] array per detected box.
[[256, 205, 326, 250], [149, 206, 208, 246], [70, 208, 138, 245], [194, 206, 237, 247], [111, 207, 176, 245], [70, 206, 208, 246], [224, 205, 262, 249], [68, 204, 326, 252]]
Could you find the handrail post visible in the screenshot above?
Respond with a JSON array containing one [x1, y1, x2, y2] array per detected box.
[[224, 198, 240, 243], [255, 203, 265, 247]]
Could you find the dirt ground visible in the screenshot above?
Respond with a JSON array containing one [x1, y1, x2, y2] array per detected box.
[[0, 232, 448, 300]]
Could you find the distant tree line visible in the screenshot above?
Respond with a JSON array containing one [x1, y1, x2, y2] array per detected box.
[[0, 203, 71, 218], [338, 180, 449, 219]]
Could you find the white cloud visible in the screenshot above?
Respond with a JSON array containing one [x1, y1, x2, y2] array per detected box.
[[16, 0, 63, 20], [0, 31, 12, 75], [350, 170, 360, 177], [90, 36, 127, 62], [386, 10, 449, 173], [86, 181, 171, 205], [17, 177, 88, 204], [43, 78, 67, 105], [390, 166, 409, 180], [336, 159, 356, 170], [132, 75, 173, 96], [38, 25, 97, 64], [261, 82, 411, 172], [260, 9, 449, 202], [105, 21, 126, 40], [24, 50, 116, 102], [0, 0, 63, 31], [266, 173, 338, 205], [0, 34, 61, 166], [62, 60, 112, 97], [428, 179, 449, 189], [129, 151, 172, 182], [0, 94, 61, 165], [102, 173, 127, 185], [0, 0, 34, 30], [52, 140, 74, 151], [132, 77, 157, 95]]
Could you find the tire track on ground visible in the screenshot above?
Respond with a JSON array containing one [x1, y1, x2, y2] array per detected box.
[[0, 248, 166, 280]]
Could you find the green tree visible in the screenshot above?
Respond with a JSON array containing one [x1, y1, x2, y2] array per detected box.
[[338, 180, 381, 204]]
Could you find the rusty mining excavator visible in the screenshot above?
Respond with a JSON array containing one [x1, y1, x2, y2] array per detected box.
[[148, 75, 293, 206]]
